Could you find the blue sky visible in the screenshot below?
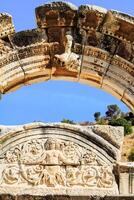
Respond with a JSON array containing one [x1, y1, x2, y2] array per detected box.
[[0, 0, 133, 125]]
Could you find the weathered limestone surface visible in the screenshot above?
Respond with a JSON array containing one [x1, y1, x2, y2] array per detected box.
[[0, 123, 124, 197], [0, 2, 133, 110], [117, 162, 134, 195]]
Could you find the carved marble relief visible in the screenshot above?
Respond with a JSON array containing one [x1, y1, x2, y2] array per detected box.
[[66, 166, 113, 188], [54, 34, 81, 72], [0, 138, 115, 189]]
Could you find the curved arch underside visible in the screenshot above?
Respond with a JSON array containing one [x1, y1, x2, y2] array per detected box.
[[0, 2, 134, 110]]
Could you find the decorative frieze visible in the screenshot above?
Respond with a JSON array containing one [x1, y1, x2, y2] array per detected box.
[[0, 123, 122, 196]]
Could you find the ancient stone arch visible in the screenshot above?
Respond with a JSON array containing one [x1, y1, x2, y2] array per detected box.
[[0, 2, 134, 199], [0, 2, 133, 110]]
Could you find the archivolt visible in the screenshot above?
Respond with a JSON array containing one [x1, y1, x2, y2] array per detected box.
[[0, 2, 134, 110]]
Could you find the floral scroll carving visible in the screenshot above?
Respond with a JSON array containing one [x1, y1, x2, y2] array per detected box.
[[0, 138, 114, 189], [67, 166, 113, 188], [4, 138, 81, 165]]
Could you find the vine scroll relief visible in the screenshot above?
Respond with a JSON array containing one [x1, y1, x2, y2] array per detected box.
[[0, 138, 114, 189]]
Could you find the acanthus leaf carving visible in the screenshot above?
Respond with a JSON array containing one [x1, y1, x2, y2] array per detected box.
[[0, 138, 115, 190], [4, 138, 105, 166], [66, 166, 114, 188], [4, 138, 82, 165], [2, 165, 20, 185], [2, 164, 114, 188]]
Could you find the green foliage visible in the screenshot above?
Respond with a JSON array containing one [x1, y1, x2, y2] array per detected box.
[[105, 104, 121, 120], [131, 118, 134, 126], [125, 112, 134, 125], [128, 148, 134, 161], [109, 118, 133, 135], [61, 118, 75, 124], [93, 104, 134, 136], [94, 112, 101, 122]]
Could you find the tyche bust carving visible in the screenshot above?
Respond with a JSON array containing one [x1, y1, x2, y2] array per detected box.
[[55, 34, 81, 71]]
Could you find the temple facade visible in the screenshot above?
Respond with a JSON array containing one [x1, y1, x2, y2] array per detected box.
[[0, 1, 134, 199]]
